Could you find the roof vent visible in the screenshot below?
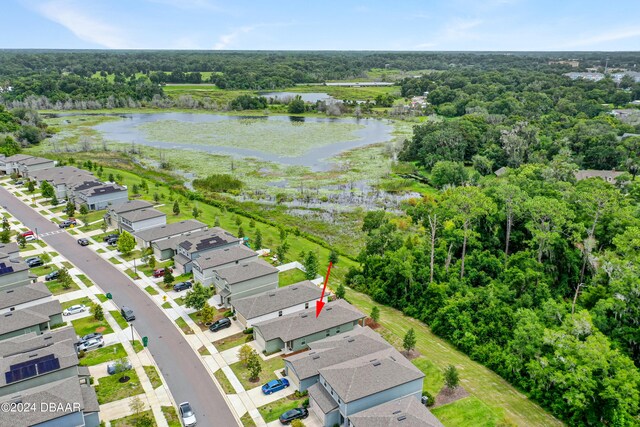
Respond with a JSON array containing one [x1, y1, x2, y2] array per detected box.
[[7, 289, 13, 293], [300, 314, 308, 318], [4, 313, 12, 317], [326, 307, 332, 311], [291, 287, 298, 290], [373, 361, 381, 366], [347, 338, 355, 343], [312, 355, 320, 360], [393, 410, 401, 414], [397, 415, 407, 421], [268, 293, 276, 297]]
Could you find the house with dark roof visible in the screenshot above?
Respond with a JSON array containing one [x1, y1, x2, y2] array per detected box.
[[0, 300, 63, 341], [0, 282, 52, 315], [173, 227, 242, 275], [0, 328, 100, 427], [72, 181, 128, 210], [232, 280, 326, 329], [118, 208, 166, 233], [193, 244, 258, 286], [0, 254, 32, 291], [210, 258, 279, 307], [16, 156, 55, 178], [134, 220, 207, 251], [252, 299, 365, 354], [348, 395, 444, 427], [29, 166, 95, 200], [107, 199, 154, 226]]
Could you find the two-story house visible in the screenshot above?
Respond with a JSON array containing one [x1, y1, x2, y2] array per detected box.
[[173, 227, 242, 275], [16, 157, 55, 178], [0, 154, 34, 175], [134, 220, 207, 252], [118, 208, 166, 233], [71, 181, 128, 210], [348, 395, 444, 427], [192, 244, 258, 286], [210, 259, 279, 307], [0, 254, 33, 291], [232, 280, 325, 329], [106, 199, 154, 227], [29, 167, 95, 200]]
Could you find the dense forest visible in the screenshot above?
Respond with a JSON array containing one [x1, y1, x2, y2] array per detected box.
[[0, 105, 47, 155]]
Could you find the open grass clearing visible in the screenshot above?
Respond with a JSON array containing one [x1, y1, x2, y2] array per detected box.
[[278, 268, 308, 287], [95, 369, 144, 404], [229, 356, 284, 391], [72, 315, 114, 337], [432, 396, 500, 427], [78, 343, 127, 366], [257, 396, 306, 424], [212, 332, 253, 352]]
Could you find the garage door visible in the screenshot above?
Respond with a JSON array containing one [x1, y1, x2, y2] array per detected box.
[[309, 396, 325, 425]]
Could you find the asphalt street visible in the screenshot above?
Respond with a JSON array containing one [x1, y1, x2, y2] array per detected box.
[[1, 186, 238, 427]]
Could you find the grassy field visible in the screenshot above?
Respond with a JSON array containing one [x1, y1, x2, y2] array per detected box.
[[214, 369, 235, 394], [79, 343, 127, 366], [278, 268, 308, 287], [229, 356, 284, 390], [213, 332, 253, 352], [257, 396, 306, 423], [72, 315, 114, 337], [143, 365, 163, 389], [95, 369, 144, 404], [432, 396, 501, 427]]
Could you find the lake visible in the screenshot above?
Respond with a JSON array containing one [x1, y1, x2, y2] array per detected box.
[[91, 113, 393, 171]]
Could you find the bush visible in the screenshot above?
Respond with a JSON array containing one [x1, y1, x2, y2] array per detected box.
[[303, 398, 310, 408], [193, 174, 243, 193], [243, 327, 254, 335], [78, 350, 86, 359], [223, 310, 233, 318], [422, 391, 435, 406]]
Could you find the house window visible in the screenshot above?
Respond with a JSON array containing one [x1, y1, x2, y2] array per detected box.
[[326, 330, 330, 337], [338, 398, 341, 404], [301, 340, 305, 345], [305, 302, 309, 309], [278, 311, 283, 317]]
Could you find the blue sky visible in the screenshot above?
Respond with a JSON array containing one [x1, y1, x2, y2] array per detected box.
[[3, 0, 640, 51]]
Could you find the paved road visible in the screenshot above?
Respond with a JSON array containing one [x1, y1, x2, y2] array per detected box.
[[1, 187, 238, 427]]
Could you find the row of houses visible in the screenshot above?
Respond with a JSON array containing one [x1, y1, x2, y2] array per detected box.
[[0, 154, 55, 177], [0, 246, 100, 426]]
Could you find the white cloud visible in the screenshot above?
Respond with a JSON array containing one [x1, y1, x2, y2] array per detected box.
[[145, 0, 220, 12], [442, 18, 483, 40], [561, 27, 640, 48], [213, 26, 255, 50], [32, 0, 131, 49]]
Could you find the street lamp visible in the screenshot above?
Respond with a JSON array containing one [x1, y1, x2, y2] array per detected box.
[[35, 227, 38, 242], [130, 322, 135, 343]]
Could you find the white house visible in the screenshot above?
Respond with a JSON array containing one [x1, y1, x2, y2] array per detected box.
[[118, 208, 166, 233], [192, 244, 257, 286]]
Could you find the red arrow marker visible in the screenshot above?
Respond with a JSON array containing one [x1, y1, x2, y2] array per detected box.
[[315, 262, 333, 318]]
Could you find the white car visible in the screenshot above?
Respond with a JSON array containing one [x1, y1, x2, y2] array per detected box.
[[77, 337, 104, 352], [24, 234, 36, 241], [179, 402, 197, 427], [63, 304, 87, 316]]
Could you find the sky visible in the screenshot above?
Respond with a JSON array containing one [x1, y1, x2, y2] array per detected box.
[[2, 0, 640, 51]]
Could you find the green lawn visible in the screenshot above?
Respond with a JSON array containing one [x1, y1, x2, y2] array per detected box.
[[124, 268, 140, 279], [109, 310, 130, 330], [162, 302, 171, 309], [96, 248, 106, 254], [62, 261, 73, 269], [213, 332, 253, 352], [79, 343, 127, 366], [257, 396, 306, 423], [131, 340, 144, 353], [61, 296, 93, 311], [95, 369, 144, 404], [18, 243, 36, 251], [229, 356, 284, 390], [45, 279, 80, 295], [119, 249, 144, 262], [30, 264, 55, 277], [143, 365, 163, 389], [162, 406, 181, 427], [198, 345, 210, 356], [240, 413, 257, 427], [174, 297, 185, 306], [48, 251, 58, 258], [214, 369, 235, 394], [278, 268, 308, 287], [76, 274, 95, 287], [108, 256, 122, 264], [175, 317, 194, 335], [144, 285, 159, 295], [111, 410, 156, 427], [413, 357, 444, 396], [432, 396, 500, 427], [96, 294, 108, 303], [72, 316, 114, 337]]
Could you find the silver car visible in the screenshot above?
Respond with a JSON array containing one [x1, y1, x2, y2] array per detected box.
[[179, 402, 197, 427], [77, 338, 104, 352]]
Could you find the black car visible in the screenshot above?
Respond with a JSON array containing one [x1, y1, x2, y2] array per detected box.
[[77, 238, 90, 246], [173, 281, 193, 292], [103, 234, 119, 242], [209, 318, 232, 332], [279, 407, 309, 425], [13, 180, 24, 185], [121, 306, 136, 322], [45, 270, 60, 281], [106, 236, 119, 246], [59, 219, 77, 229], [26, 257, 43, 267]]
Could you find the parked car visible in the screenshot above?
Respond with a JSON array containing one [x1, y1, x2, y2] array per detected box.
[[20, 230, 34, 237], [13, 180, 24, 185], [24, 234, 36, 242], [77, 338, 104, 352], [279, 407, 309, 425], [25, 257, 43, 267], [262, 378, 290, 395], [121, 306, 135, 321], [81, 332, 103, 341], [77, 238, 90, 246], [59, 219, 77, 229], [107, 237, 119, 246], [103, 234, 119, 242], [208, 318, 231, 332], [106, 360, 132, 375], [45, 270, 60, 281], [178, 402, 197, 427], [152, 268, 173, 278], [173, 281, 192, 292], [63, 304, 86, 316]]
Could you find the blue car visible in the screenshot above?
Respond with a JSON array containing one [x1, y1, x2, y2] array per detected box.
[[261, 378, 290, 395]]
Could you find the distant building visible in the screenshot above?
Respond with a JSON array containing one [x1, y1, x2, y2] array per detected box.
[[71, 181, 128, 211], [133, 220, 207, 251], [564, 72, 604, 82], [349, 396, 444, 427], [107, 199, 154, 227], [574, 169, 624, 183], [549, 60, 580, 68], [494, 166, 508, 177]]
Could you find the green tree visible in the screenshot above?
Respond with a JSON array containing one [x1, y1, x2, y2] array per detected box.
[[117, 231, 136, 256], [328, 250, 339, 265], [27, 180, 35, 193], [0, 136, 21, 156], [238, 226, 245, 238], [431, 161, 469, 189], [65, 200, 75, 217], [92, 303, 104, 321], [288, 95, 306, 114], [153, 192, 160, 203], [0, 229, 10, 244], [184, 282, 211, 312], [525, 196, 574, 263], [276, 241, 289, 264], [254, 229, 262, 250], [370, 306, 380, 324], [108, 173, 115, 182], [50, 194, 58, 206], [58, 268, 73, 290], [132, 184, 139, 195], [444, 364, 459, 389], [336, 283, 346, 300], [147, 255, 156, 271], [200, 302, 216, 324], [290, 419, 306, 427], [100, 221, 108, 233], [17, 234, 26, 248], [472, 154, 493, 176], [173, 200, 180, 215], [303, 251, 318, 280], [79, 204, 89, 225], [403, 328, 416, 353], [192, 206, 200, 219], [163, 268, 174, 287], [238, 344, 254, 367], [40, 180, 54, 199], [246, 350, 262, 381], [214, 216, 220, 227]]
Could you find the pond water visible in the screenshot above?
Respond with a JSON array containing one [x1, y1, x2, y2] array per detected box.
[[89, 113, 393, 171], [260, 92, 334, 103]]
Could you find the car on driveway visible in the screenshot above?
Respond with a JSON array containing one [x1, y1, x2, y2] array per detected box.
[[106, 237, 119, 245], [179, 402, 197, 427], [279, 407, 309, 425], [107, 360, 133, 375], [77, 337, 104, 352], [152, 267, 173, 278], [13, 180, 24, 185], [173, 281, 192, 292], [81, 332, 103, 341], [208, 318, 231, 332], [25, 257, 43, 267], [59, 219, 77, 228], [45, 270, 60, 281], [24, 234, 36, 241], [262, 378, 290, 395], [77, 238, 89, 246], [103, 234, 119, 242], [20, 230, 35, 238], [63, 304, 86, 316]]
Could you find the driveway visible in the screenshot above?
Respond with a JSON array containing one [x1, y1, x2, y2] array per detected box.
[[0, 186, 239, 427]]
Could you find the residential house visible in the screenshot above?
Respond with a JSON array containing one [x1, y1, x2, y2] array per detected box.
[[134, 220, 207, 252], [574, 169, 624, 183], [0, 299, 63, 341], [106, 200, 154, 226], [29, 167, 95, 200], [0, 243, 19, 260], [210, 259, 279, 307], [253, 299, 366, 354], [16, 157, 55, 178], [0, 282, 52, 315], [0, 254, 33, 291], [348, 395, 444, 427], [118, 208, 166, 233], [71, 180, 128, 210], [0, 154, 33, 175], [192, 244, 258, 286], [232, 280, 325, 329], [0, 328, 100, 427], [308, 346, 424, 427], [173, 227, 242, 275]]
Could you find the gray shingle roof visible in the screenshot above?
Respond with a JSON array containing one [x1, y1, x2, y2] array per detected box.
[[76, 182, 126, 197], [29, 166, 94, 187], [18, 157, 54, 166], [119, 208, 165, 223], [174, 253, 190, 266], [308, 382, 338, 414], [285, 327, 391, 380], [178, 227, 240, 254], [0, 282, 51, 310], [110, 199, 153, 214], [0, 254, 28, 276], [574, 169, 624, 181], [193, 245, 257, 270], [318, 348, 424, 403], [0, 300, 62, 335], [134, 220, 207, 243], [214, 258, 278, 285], [0, 327, 77, 358], [253, 299, 365, 343], [0, 242, 19, 258], [3, 154, 33, 163], [349, 396, 444, 427], [232, 281, 322, 321]]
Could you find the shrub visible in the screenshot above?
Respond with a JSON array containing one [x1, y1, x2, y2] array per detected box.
[[422, 391, 435, 406], [243, 327, 253, 335], [223, 310, 233, 318], [303, 398, 310, 408]]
